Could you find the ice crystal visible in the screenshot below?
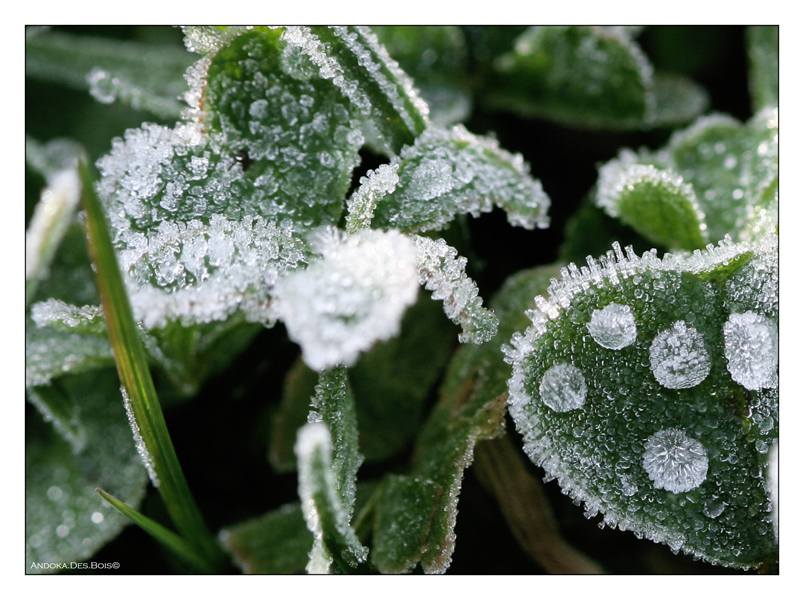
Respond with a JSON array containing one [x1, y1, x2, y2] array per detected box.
[[723, 311, 778, 390], [649, 321, 711, 389], [345, 163, 399, 234], [539, 363, 587, 412], [587, 303, 637, 350], [274, 229, 419, 370], [411, 235, 498, 344], [642, 428, 708, 493], [120, 386, 160, 487]]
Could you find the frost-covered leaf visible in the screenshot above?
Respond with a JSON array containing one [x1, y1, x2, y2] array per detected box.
[[371, 265, 556, 574], [95, 27, 364, 333], [595, 154, 708, 251], [26, 320, 114, 389], [275, 228, 419, 370], [412, 235, 498, 344], [372, 125, 550, 233], [747, 26, 778, 112], [295, 423, 369, 573], [307, 367, 363, 516], [220, 482, 378, 574], [280, 26, 429, 155], [220, 502, 313, 574], [667, 109, 778, 243], [26, 369, 149, 573], [270, 290, 456, 469], [25, 138, 83, 305], [489, 26, 707, 130], [26, 29, 195, 119], [371, 344, 509, 574], [505, 234, 778, 569], [596, 108, 778, 247], [373, 26, 472, 127]]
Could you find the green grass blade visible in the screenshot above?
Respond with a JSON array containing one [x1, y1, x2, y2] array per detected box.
[[96, 488, 209, 572], [78, 154, 225, 572]]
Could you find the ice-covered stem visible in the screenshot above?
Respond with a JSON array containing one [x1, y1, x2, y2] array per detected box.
[[77, 154, 225, 572], [412, 235, 499, 344]]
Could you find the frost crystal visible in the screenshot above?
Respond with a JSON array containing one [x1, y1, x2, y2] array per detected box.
[[274, 229, 419, 370], [649, 321, 710, 389], [411, 235, 498, 344], [539, 363, 587, 412], [723, 311, 778, 390], [587, 303, 637, 350], [345, 163, 399, 234], [121, 386, 160, 488], [642, 429, 708, 494]]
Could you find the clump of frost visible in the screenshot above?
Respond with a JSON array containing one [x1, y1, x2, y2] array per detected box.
[[642, 428, 708, 494], [723, 311, 778, 390], [411, 235, 498, 344], [587, 303, 637, 350], [274, 228, 419, 370], [539, 363, 587, 412], [649, 321, 710, 389]]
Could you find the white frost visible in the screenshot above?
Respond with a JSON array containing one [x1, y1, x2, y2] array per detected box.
[[539, 363, 587, 412], [649, 321, 710, 389], [587, 303, 637, 350], [274, 228, 419, 370], [642, 428, 708, 494], [723, 311, 778, 390]]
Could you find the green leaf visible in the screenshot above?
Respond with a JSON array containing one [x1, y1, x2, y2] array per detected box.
[[373, 26, 472, 126], [220, 502, 314, 574], [295, 422, 370, 573], [26, 29, 195, 119], [369, 265, 551, 574], [280, 26, 429, 154], [26, 320, 114, 389], [667, 109, 778, 243], [80, 154, 224, 571], [595, 108, 778, 247], [25, 138, 83, 306], [96, 488, 209, 572], [489, 26, 707, 130], [596, 157, 708, 251], [94, 27, 365, 336], [219, 482, 379, 574], [308, 366, 363, 515], [505, 235, 778, 569], [372, 125, 550, 233], [26, 370, 149, 573], [747, 26, 778, 112]]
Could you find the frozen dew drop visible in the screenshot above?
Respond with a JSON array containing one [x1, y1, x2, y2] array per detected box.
[[587, 303, 637, 350], [649, 321, 710, 389], [91, 512, 105, 524], [539, 363, 587, 412], [723, 311, 778, 390], [642, 428, 708, 493]]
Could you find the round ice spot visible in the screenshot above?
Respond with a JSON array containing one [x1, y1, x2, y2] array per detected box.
[[587, 303, 637, 350], [539, 363, 587, 412], [643, 428, 708, 493], [723, 311, 778, 390], [649, 321, 710, 389]]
